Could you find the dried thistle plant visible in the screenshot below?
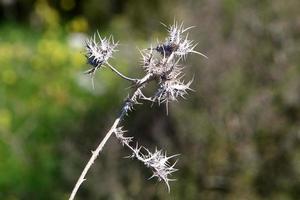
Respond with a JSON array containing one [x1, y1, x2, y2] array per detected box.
[[69, 21, 207, 200]]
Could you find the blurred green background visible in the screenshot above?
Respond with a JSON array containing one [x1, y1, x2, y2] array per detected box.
[[1, 0, 300, 199]]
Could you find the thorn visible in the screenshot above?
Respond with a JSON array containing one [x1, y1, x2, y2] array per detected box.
[[191, 50, 208, 59], [160, 21, 168, 28], [183, 26, 196, 32]]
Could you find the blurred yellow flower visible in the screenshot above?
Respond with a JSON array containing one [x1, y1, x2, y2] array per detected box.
[[35, 0, 60, 29], [2, 69, 17, 85], [60, 0, 75, 11], [68, 17, 89, 33], [0, 109, 11, 130]]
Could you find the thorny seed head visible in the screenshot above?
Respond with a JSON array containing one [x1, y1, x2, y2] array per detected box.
[[114, 127, 179, 192], [142, 55, 174, 77], [153, 76, 194, 111], [139, 22, 206, 113], [155, 21, 207, 59], [131, 146, 179, 192], [85, 31, 118, 74]]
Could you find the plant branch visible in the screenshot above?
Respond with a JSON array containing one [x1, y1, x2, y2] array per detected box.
[[69, 115, 122, 200], [69, 74, 153, 200], [69, 21, 202, 198], [106, 62, 137, 83]]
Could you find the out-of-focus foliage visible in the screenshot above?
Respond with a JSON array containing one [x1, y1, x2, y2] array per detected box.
[[170, 0, 300, 199], [0, 0, 300, 199], [0, 23, 88, 199], [0, 0, 175, 34]]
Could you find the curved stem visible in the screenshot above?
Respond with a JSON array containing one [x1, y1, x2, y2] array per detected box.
[[69, 74, 154, 200], [106, 63, 137, 83], [69, 115, 123, 200]]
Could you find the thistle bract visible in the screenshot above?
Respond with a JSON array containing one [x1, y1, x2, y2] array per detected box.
[[85, 32, 117, 74]]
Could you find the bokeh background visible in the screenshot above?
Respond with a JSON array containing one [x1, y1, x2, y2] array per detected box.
[[1, 0, 300, 199]]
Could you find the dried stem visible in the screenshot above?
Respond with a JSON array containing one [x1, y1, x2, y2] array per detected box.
[[69, 115, 122, 200], [114, 128, 179, 192], [106, 62, 137, 83], [69, 74, 153, 200]]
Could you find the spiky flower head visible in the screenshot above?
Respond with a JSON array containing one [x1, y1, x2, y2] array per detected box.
[[131, 146, 179, 192], [155, 21, 207, 59], [114, 127, 178, 191], [85, 32, 118, 74], [154, 75, 193, 113]]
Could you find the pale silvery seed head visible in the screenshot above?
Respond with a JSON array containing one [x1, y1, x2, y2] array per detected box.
[[140, 48, 178, 78], [155, 21, 207, 59], [114, 127, 178, 191], [154, 77, 193, 105], [131, 146, 179, 192], [152, 73, 194, 115], [85, 32, 118, 74]]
